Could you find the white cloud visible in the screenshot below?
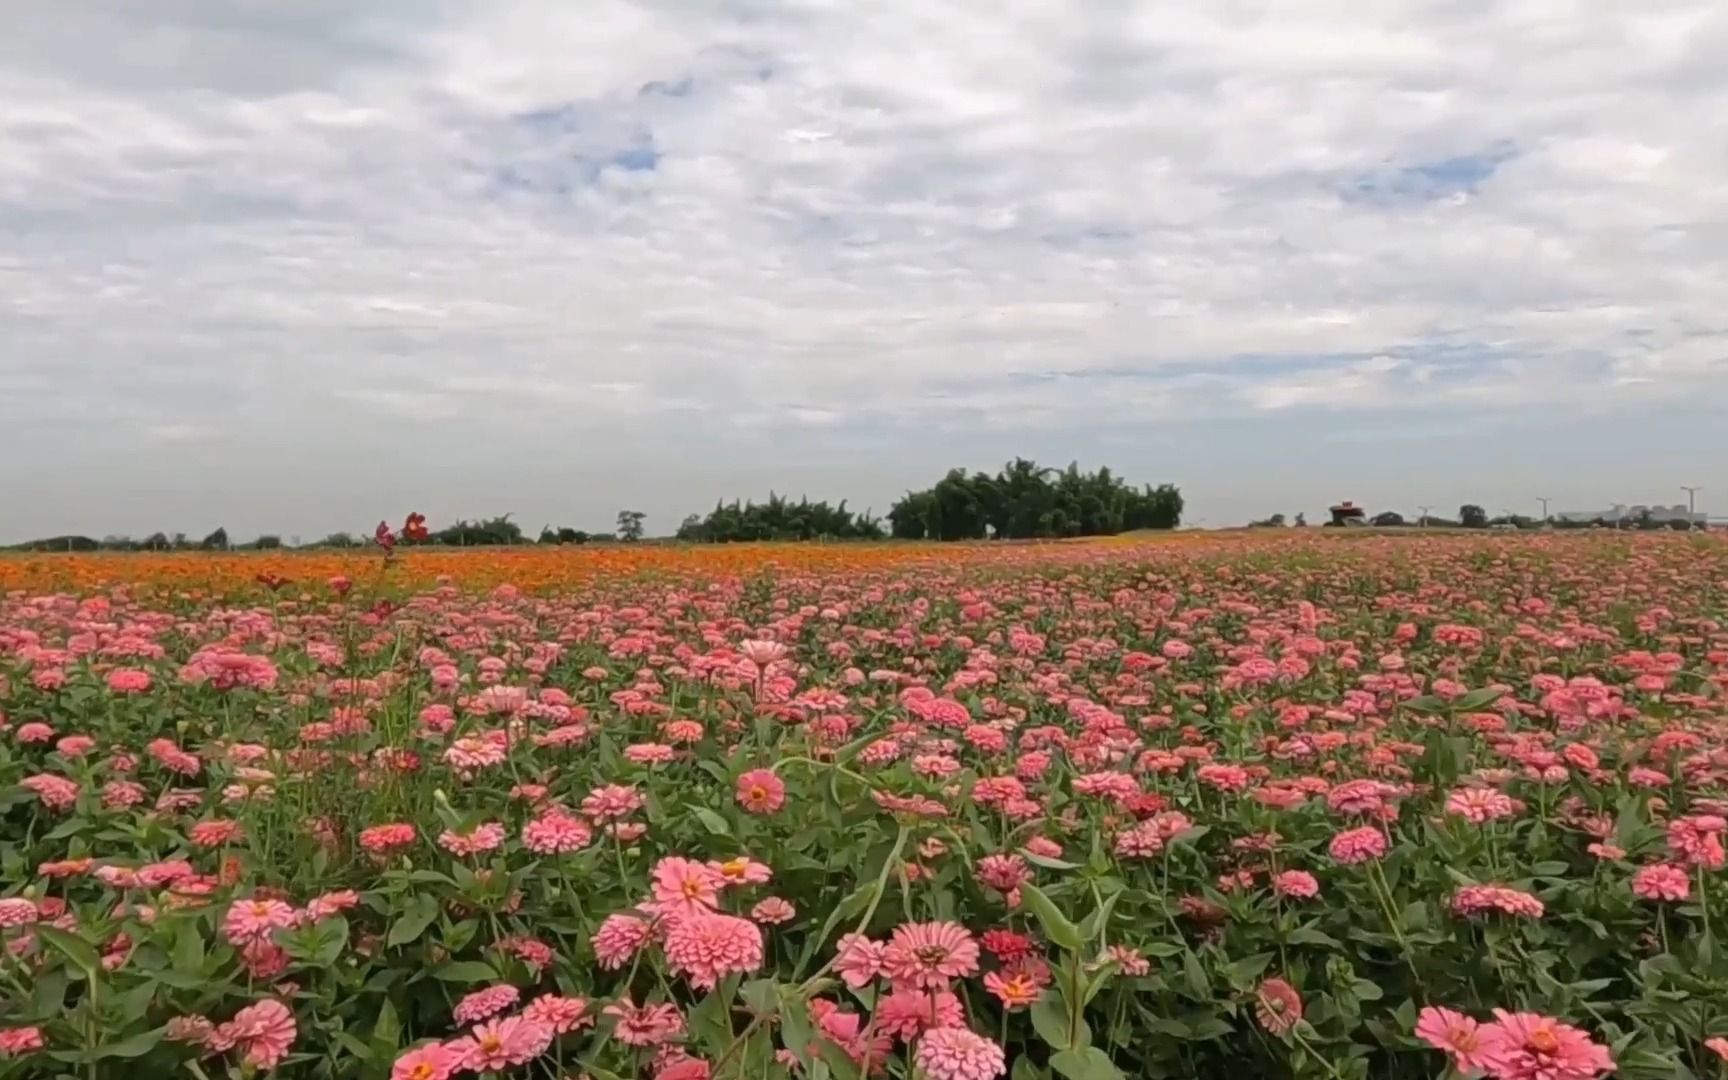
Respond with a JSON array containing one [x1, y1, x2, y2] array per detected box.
[[2, 0, 1726, 536]]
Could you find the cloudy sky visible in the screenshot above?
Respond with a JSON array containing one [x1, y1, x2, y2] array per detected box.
[[3, 0, 1725, 541]]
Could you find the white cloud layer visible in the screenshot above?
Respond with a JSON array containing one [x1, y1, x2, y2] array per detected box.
[[3, 0, 1726, 537]]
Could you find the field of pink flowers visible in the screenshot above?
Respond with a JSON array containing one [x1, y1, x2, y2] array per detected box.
[[3, 533, 1728, 1080]]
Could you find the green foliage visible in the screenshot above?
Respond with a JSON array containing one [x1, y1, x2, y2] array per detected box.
[[677, 495, 886, 543], [423, 515, 526, 546], [616, 509, 647, 542], [887, 458, 1182, 540]]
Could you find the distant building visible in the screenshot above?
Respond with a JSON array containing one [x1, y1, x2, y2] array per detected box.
[[1329, 501, 1367, 527], [1555, 503, 1705, 525]]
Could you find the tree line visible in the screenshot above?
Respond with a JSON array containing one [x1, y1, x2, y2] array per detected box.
[[886, 458, 1182, 541], [8, 460, 1184, 551]]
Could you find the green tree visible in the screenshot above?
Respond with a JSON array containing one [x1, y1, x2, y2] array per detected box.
[[616, 510, 646, 542]]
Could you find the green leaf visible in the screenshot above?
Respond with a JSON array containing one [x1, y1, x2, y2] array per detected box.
[[1021, 850, 1081, 871], [93, 1027, 164, 1060], [1021, 884, 1084, 952], [35, 924, 102, 974], [1050, 1047, 1126, 1080], [1224, 952, 1274, 990], [432, 960, 499, 983], [1451, 686, 1506, 711], [1076, 889, 1122, 945], [1030, 998, 1075, 1051], [387, 894, 441, 948], [173, 922, 205, 975], [1401, 695, 1446, 714], [780, 995, 815, 1067], [33, 967, 68, 1014], [374, 998, 402, 1056], [687, 989, 735, 1054], [816, 1039, 864, 1080], [1181, 951, 1210, 1000], [1013, 1058, 1051, 1080], [741, 978, 780, 1017], [692, 806, 733, 837]]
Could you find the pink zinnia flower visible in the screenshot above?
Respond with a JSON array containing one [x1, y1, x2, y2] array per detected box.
[[447, 1015, 551, 1071], [209, 999, 296, 1070], [1272, 870, 1320, 899], [736, 769, 786, 814], [0, 898, 38, 927], [1328, 827, 1388, 865], [1632, 863, 1691, 902], [914, 1027, 1006, 1080], [881, 921, 979, 991], [663, 912, 764, 990], [648, 857, 723, 919], [876, 988, 964, 1040], [223, 898, 298, 945], [751, 897, 795, 924], [453, 984, 520, 1026], [1481, 1010, 1612, 1080], [1255, 978, 1303, 1035], [521, 812, 592, 855], [0, 1026, 44, 1055], [1416, 1006, 1504, 1073], [604, 999, 685, 1047], [438, 822, 506, 857], [710, 856, 773, 888], [106, 669, 152, 694], [593, 911, 657, 970], [391, 1042, 459, 1080], [832, 933, 885, 988], [358, 823, 416, 855], [521, 994, 592, 1034], [1446, 787, 1516, 823]]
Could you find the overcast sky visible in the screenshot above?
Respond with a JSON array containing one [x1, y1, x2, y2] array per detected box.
[[3, 0, 1725, 541]]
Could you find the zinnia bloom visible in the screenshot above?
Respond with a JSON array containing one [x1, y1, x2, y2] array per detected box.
[[391, 1043, 459, 1080], [0, 1027, 45, 1055], [876, 989, 965, 1041], [447, 1015, 551, 1071], [453, 984, 520, 1026], [914, 1027, 1006, 1080], [604, 999, 685, 1047], [881, 921, 980, 991], [648, 857, 724, 919], [1631, 862, 1691, 902], [223, 898, 298, 945], [1327, 827, 1388, 865], [521, 994, 592, 1034], [521, 811, 592, 855], [735, 769, 786, 814], [209, 999, 296, 1070], [1480, 1010, 1612, 1080], [1255, 978, 1303, 1035], [1272, 870, 1320, 899], [593, 911, 657, 970], [663, 911, 764, 990], [1415, 1006, 1504, 1073], [832, 933, 885, 988]]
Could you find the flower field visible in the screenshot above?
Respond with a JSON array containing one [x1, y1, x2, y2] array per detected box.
[[3, 533, 1728, 1079]]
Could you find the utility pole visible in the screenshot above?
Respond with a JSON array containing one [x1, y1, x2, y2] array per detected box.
[[1682, 486, 1703, 526], [1536, 497, 1551, 522]]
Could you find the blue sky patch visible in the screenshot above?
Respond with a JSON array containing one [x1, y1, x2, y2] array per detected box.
[[1343, 142, 1517, 206]]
